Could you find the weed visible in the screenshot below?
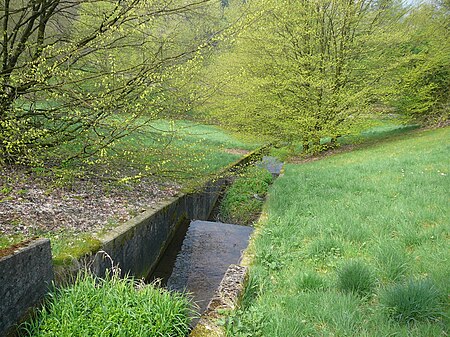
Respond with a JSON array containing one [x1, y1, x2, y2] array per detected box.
[[51, 234, 102, 266], [296, 271, 327, 291], [224, 306, 267, 337], [17, 189, 28, 195], [380, 278, 445, 324], [337, 260, 376, 297], [240, 270, 264, 309], [0, 186, 12, 195], [256, 250, 285, 271]]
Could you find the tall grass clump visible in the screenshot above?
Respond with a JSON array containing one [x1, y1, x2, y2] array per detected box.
[[380, 278, 445, 324], [296, 271, 327, 292], [337, 260, 376, 297], [20, 271, 193, 337], [308, 237, 343, 259]]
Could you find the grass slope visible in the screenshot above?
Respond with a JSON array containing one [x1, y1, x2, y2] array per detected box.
[[229, 127, 449, 336], [115, 120, 262, 180]]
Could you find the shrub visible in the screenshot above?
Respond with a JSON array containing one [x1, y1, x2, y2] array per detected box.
[[380, 278, 444, 324], [337, 260, 376, 296], [20, 271, 192, 337]]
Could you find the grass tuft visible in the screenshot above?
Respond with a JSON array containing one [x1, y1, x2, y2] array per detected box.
[[380, 278, 445, 324], [374, 241, 410, 282], [337, 260, 376, 296], [296, 271, 327, 291]]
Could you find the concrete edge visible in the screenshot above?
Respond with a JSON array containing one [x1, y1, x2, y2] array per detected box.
[[97, 144, 270, 245], [98, 195, 180, 244], [0, 238, 54, 337], [189, 264, 249, 337]]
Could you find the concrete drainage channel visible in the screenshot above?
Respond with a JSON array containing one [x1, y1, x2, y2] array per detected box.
[[151, 156, 283, 336], [0, 148, 282, 336], [154, 221, 253, 324]]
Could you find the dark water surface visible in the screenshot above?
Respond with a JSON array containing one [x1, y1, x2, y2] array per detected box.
[[165, 220, 253, 315]]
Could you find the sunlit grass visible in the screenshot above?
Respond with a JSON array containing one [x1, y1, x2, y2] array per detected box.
[[269, 118, 420, 159], [229, 127, 449, 336], [85, 119, 263, 181], [19, 271, 193, 337], [219, 166, 274, 225]]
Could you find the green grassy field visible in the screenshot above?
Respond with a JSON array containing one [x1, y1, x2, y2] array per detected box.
[[228, 127, 449, 336], [47, 118, 262, 183], [114, 119, 262, 181]]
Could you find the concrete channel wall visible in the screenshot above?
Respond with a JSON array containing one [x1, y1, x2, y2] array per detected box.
[[90, 179, 225, 279], [88, 147, 267, 280], [0, 146, 267, 335], [0, 239, 54, 337]]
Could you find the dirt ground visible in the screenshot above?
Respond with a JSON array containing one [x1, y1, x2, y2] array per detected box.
[[0, 165, 180, 241]]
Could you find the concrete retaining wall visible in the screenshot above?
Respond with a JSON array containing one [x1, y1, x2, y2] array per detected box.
[[0, 239, 54, 337], [91, 179, 224, 279], [88, 146, 268, 280]]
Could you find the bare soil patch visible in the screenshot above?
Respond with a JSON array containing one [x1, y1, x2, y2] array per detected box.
[[223, 148, 250, 155]]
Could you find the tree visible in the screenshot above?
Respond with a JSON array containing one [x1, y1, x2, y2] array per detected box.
[[0, 0, 220, 164], [203, 0, 388, 150], [385, 1, 450, 124], [203, 0, 448, 151]]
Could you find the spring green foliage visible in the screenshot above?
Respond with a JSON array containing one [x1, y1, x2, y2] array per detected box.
[[20, 272, 193, 337], [219, 166, 273, 225], [202, 0, 449, 151], [40, 118, 262, 184], [383, 3, 450, 123], [0, 0, 226, 165], [227, 127, 449, 336]]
